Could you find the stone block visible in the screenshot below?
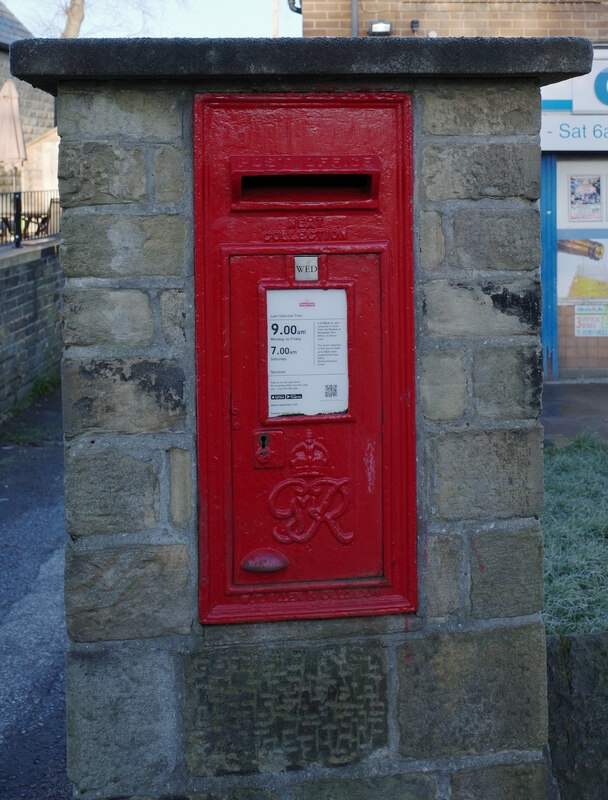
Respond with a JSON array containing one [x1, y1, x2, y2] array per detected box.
[[154, 145, 184, 203], [290, 775, 436, 800], [451, 761, 547, 800], [160, 290, 187, 345], [420, 210, 445, 270], [184, 642, 387, 775], [60, 212, 186, 278], [423, 85, 540, 136], [198, 793, 279, 800], [64, 444, 159, 538], [59, 142, 146, 206], [67, 646, 180, 791], [62, 358, 186, 437], [547, 633, 608, 800], [425, 534, 462, 617], [433, 428, 543, 520], [62, 288, 154, 347], [170, 447, 193, 529], [423, 278, 541, 338], [58, 88, 182, 140], [199, 793, 279, 800], [420, 349, 467, 421], [473, 346, 542, 420], [203, 613, 422, 647], [469, 527, 543, 618], [398, 624, 548, 759], [167, 792, 279, 800], [422, 142, 539, 201], [65, 544, 192, 641], [454, 207, 541, 271]]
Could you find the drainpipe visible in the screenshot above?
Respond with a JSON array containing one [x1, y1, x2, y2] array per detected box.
[[351, 0, 358, 36]]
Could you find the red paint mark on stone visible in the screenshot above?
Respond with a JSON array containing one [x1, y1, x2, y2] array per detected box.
[[471, 540, 485, 573]]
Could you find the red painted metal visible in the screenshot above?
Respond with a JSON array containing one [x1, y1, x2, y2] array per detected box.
[[194, 93, 416, 623]]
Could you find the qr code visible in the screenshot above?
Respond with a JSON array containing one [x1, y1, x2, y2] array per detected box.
[[325, 384, 338, 398]]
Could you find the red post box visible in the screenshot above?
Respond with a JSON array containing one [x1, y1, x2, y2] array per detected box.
[[195, 93, 416, 623]]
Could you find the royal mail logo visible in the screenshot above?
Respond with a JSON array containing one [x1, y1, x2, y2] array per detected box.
[[267, 430, 352, 546]]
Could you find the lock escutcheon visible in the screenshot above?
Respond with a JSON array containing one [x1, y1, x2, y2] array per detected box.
[[253, 429, 284, 468]]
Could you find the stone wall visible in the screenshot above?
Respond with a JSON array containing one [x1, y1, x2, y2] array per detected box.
[[11, 36, 592, 800], [57, 80, 546, 800], [0, 242, 62, 414]]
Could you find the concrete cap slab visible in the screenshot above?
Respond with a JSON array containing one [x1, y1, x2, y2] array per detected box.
[[10, 36, 592, 95]]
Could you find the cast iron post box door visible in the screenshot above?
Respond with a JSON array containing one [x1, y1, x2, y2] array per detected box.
[[231, 253, 382, 585], [195, 94, 416, 623]]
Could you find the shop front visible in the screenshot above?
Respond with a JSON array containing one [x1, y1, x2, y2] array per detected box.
[[542, 49, 608, 379]]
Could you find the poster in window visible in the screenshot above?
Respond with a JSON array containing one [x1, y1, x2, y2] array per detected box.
[[557, 238, 608, 300], [569, 174, 602, 221]]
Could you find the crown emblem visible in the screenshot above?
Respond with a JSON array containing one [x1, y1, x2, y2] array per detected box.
[[289, 429, 329, 476]]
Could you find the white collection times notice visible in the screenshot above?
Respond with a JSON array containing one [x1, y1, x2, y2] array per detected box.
[[267, 289, 348, 417]]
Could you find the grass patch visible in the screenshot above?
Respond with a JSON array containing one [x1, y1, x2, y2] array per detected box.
[[0, 374, 61, 441], [0, 374, 61, 427], [543, 433, 608, 635], [8, 374, 61, 415], [6, 427, 50, 446]]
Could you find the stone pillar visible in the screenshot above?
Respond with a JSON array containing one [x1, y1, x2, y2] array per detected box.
[[11, 36, 592, 800]]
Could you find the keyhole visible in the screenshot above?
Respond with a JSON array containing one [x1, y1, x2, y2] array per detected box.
[[259, 434, 269, 450]]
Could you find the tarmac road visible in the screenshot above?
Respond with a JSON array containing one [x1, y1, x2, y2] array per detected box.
[[0, 389, 71, 799]]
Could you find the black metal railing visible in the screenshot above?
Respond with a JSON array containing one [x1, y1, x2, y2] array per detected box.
[[0, 190, 61, 248]]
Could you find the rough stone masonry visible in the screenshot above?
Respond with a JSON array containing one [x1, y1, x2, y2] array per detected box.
[[11, 36, 591, 800]]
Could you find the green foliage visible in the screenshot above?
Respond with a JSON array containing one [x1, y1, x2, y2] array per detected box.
[[5, 374, 60, 417], [0, 374, 61, 436], [6, 427, 49, 446], [30, 374, 61, 399], [543, 434, 608, 635]]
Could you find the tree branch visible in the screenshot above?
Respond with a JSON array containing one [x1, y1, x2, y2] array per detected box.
[[61, 0, 85, 38]]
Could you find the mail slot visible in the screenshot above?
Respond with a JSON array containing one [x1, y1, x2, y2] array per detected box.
[[194, 93, 417, 623], [231, 155, 381, 209]]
